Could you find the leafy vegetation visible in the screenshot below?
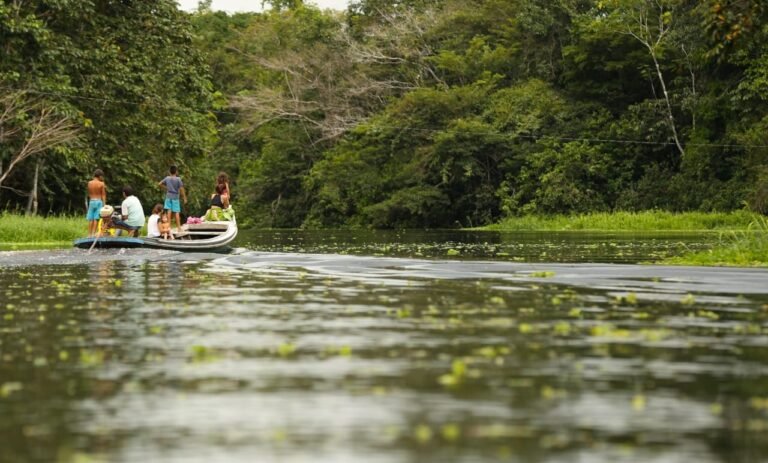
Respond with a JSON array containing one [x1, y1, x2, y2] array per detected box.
[[665, 217, 768, 267], [2, 0, 768, 230], [484, 210, 760, 231], [0, 214, 82, 245]]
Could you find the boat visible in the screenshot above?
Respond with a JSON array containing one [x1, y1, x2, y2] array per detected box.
[[143, 219, 238, 251], [73, 219, 237, 252]]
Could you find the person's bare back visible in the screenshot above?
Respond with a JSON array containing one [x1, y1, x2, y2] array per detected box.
[[87, 178, 106, 201]]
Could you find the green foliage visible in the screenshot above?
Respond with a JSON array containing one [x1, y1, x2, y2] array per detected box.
[[513, 141, 612, 214], [4, 0, 768, 228], [485, 210, 760, 232], [665, 217, 768, 267], [0, 214, 83, 244], [0, 0, 216, 213]]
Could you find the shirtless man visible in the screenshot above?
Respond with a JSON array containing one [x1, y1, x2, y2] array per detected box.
[[86, 169, 107, 237]]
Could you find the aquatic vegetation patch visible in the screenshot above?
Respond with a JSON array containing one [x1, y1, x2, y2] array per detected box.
[[664, 217, 768, 267]]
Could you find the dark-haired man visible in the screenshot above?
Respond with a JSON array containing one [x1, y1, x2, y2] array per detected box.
[[86, 169, 107, 237], [113, 186, 145, 237]]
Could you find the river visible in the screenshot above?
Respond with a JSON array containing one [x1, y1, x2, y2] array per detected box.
[[1, 231, 767, 462]]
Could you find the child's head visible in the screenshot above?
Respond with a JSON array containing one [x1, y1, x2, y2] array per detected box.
[[160, 215, 169, 223], [93, 169, 104, 179], [152, 203, 163, 215], [169, 165, 178, 175]]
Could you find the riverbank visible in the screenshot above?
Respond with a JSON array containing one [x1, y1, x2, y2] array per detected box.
[[483, 210, 767, 266], [482, 210, 759, 231], [662, 219, 768, 267], [0, 214, 83, 248], [2, 212, 766, 266]]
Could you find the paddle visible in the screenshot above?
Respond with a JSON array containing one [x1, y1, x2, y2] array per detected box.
[[88, 230, 101, 254]]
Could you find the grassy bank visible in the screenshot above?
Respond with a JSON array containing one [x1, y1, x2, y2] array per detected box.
[[664, 218, 768, 267], [483, 210, 759, 232], [0, 214, 84, 246]]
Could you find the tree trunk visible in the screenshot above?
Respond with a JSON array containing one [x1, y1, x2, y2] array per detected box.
[[649, 50, 686, 159], [26, 159, 40, 216]]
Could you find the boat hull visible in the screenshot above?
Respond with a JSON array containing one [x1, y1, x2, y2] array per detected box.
[[73, 237, 144, 249], [141, 220, 238, 251], [73, 220, 237, 252]]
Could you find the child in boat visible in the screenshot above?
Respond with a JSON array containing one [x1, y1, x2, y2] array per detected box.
[[158, 214, 174, 240], [159, 165, 187, 232], [97, 205, 115, 237], [146, 203, 163, 238], [86, 169, 107, 237]]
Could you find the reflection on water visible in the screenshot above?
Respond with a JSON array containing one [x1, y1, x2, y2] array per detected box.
[[236, 229, 718, 263], [1, 247, 767, 463]]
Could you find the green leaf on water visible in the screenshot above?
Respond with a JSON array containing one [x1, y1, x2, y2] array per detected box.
[[681, 293, 696, 305], [441, 423, 461, 442], [0, 382, 23, 398], [277, 342, 296, 357], [414, 424, 433, 444]]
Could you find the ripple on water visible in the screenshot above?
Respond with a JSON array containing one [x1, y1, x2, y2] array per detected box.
[[0, 250, 767, 462]]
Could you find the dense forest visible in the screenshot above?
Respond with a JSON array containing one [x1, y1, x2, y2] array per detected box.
[[1, 0, 767, 228]]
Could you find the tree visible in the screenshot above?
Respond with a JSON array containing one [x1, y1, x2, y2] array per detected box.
[[0, 0, 217, 212], [587, 0, 692, 159], [0, 91, 79, 189]]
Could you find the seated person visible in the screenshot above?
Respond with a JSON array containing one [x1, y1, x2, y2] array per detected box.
[[158, 214, 174, 240], [204, 184, 230, 221], [97, 205, 115, 236], [146, 203, 163, 238], [112, 186, 145, 237]]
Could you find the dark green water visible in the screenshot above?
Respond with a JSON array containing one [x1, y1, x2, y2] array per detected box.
[[1, 231, 767, 463], [236, 229, 719, 263]]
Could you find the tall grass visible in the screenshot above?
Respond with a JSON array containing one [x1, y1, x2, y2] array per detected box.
[[665, 216, 768, 267], [0, 213, 85, 244], [483, 210, 759, 231]]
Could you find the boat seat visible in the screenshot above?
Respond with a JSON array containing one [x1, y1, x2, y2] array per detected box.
[[182, 231, 223, 236], [186, 223, 229, 231]]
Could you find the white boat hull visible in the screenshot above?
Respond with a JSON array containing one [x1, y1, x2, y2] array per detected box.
[[142, 220, 238, 251]]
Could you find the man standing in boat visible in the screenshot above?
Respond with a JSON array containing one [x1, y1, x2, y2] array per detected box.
[[113, 186, 145, 237], [85, 169, 107, 237]]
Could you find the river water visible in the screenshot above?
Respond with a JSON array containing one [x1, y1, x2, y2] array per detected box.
[[1, 231, 767, 463]]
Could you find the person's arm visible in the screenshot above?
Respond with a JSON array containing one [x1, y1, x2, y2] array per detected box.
[[222, 194, 230, 209], [158, 177, 167, 190], [101, 183, 107, 203], [180, 185, 187, 204]]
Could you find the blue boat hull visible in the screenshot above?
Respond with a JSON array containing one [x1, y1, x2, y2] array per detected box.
[[73, 237, 145, 249]]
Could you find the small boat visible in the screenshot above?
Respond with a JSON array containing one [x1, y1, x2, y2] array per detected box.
[[73, 220, 237, 252], [143, 220, 238, 251]]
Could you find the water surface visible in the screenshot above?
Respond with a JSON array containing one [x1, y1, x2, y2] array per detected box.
[[1, 232, 767, 463]]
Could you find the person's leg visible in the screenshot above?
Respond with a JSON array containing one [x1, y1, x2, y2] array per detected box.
[[164, 198, 173, 227], [86, 200, 100, 237], [170, 199, 182, 230]]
